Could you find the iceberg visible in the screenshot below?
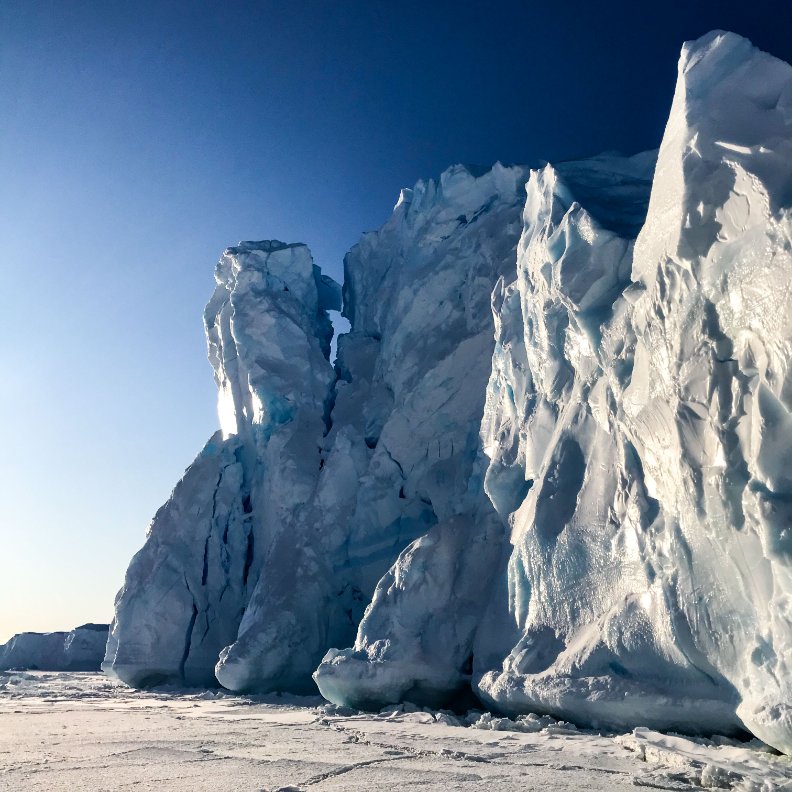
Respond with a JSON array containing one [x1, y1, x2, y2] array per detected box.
[[475, 30, 792, 753], [1, 624, 108, 671], [105, 241, 338, 688], [319, 31, 792, 754], [106, 30, 792, 754]]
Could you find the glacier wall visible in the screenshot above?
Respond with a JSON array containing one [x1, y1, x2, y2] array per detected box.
[[313, 163, 527, 707], [105, 241, 339, 688], [105, 30, 792, 753]]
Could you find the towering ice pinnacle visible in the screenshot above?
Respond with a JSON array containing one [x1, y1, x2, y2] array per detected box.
[[105, 241, 339, 687], [106, 31, 792, 754]]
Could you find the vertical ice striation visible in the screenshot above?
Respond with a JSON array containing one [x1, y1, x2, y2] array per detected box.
[[314, 164, 527, 707], [622, 31, 792, 751], [474, 149, 745, 734], [106, 165, 528, 696]]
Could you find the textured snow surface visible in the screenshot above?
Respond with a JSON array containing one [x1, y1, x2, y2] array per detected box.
[[3, 672, 789, 791], [0, 624, 108, 671], [105, 30, 792, 755]]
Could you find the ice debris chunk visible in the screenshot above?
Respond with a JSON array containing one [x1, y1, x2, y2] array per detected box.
[[1, 624, 109, 671]]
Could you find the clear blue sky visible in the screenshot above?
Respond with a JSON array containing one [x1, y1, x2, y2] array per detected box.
[[1, 1, 788, 642]]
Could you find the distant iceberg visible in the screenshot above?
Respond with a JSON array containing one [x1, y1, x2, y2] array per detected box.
[[1, 624, 108, 671]]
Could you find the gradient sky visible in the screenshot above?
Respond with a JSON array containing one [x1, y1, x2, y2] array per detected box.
[[1, 0, 789, 643]]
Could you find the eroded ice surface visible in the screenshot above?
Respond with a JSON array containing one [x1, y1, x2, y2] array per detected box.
[[107, 30, 792, 754], [311, 162, 527, 707], [105, 241, 338, 688], [107, 164, 527, 698]]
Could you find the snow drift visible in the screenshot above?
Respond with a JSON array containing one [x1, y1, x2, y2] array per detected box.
[[106, 31, 792, 754]]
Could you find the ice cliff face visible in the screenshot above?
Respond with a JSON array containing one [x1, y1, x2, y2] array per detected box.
[[473, 31, 792, 752], [106, 31, 792, 754], [627, 32, 792, 751], [312, 164, 527, 707], [106, 168, 527, 695], [1, 624, 108, 671]]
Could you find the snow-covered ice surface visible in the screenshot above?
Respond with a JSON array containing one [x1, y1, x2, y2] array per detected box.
[[2, 672, 789, 791], [103, 29, 792, 757]]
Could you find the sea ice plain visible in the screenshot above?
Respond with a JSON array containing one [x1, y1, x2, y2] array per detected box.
[[103, 31, 792, 755], [3, 671, 790, 792]]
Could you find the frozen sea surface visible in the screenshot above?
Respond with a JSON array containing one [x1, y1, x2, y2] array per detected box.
[[1, 672, 789, 791]]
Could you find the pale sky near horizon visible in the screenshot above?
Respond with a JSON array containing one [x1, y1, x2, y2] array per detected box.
[[1, 0, 789, 643]]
